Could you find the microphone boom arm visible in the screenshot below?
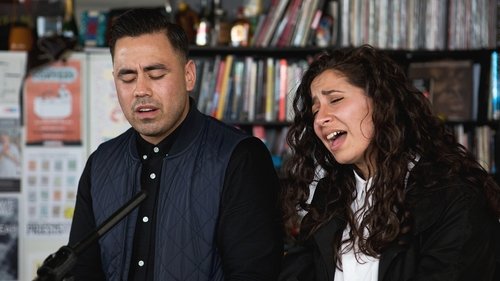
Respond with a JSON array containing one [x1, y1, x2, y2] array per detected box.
[[34, 190, 148, 281]]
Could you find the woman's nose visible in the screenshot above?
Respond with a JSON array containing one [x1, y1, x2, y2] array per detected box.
[[315, 109, 331, 126]]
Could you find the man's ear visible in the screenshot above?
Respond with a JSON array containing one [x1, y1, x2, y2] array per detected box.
[[185, 60, 196, 91]]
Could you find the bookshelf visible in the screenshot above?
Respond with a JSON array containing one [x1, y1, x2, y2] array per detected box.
[[188, 46, 499, 174], [3, 0, 489, 174]]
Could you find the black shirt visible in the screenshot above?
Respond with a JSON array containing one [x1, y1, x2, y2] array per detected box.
[[128, 127, 180, 280], [68, 112, 283, 280]]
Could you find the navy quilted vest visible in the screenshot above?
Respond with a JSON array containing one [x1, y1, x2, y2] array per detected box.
[[90, 109, 249, 280]]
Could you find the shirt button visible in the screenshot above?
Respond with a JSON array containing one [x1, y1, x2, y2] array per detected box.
[[138, 260, 145, 267], [142, 216, 149, 222], [142, 155, 147, 160], [153, 147, 159, 153], [150, 173, 156, 179]]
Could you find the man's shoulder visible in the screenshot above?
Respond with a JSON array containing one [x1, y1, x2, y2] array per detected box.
[[98, 128, 134, 146], [93, 128, 135, 156]]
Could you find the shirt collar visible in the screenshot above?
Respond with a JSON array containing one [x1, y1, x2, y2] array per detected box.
[[135, 99, 195, 158]]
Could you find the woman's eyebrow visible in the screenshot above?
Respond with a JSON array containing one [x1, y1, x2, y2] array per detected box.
[[321, 89, 343, 95]]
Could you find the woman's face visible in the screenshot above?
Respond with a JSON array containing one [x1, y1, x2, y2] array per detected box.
[[311, 70, 374, 178]]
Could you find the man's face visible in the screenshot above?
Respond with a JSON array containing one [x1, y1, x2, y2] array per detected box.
[[112, 32, 196, 144]]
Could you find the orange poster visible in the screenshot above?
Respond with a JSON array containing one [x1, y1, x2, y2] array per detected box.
[[24, 58, 82, 145]]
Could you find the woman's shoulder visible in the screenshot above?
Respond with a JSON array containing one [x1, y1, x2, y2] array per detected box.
[[406, 170, 493, 234]]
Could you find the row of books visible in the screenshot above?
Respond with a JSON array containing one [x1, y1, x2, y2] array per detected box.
[[76, 0, 497, 50], [192, 55, 309, 123], [338, 0, 496, 50], [251, 125, 290, 169], [453, 124, 497, 173], [241, 0, 497, 49], [192, 54, 494, 124], [241, 112, 497, 173], [251, 0, 329, 47]]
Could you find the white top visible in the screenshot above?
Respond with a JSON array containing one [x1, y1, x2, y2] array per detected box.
[[334, 171, 379, 281], [334, 156, 419, 281]]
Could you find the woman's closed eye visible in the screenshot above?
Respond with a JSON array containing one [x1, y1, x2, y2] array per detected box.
[[330, 97, 343, 104]]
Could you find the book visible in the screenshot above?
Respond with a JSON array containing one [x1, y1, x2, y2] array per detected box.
[[275, 0, 303, 47], [248, 59, 258, 121], [190, 58, 206, 103], [291, 0, 314, 46], [196, 58, 215, 115], [230, 60, 245, 121], [211, 58, 226, 117], [252, 0, 280, 46], [408, 60, 475, 121], [265, 57, 275, 121], [259, 0, 291, 47], [278, 59, 288, 121], [302, 0, 325, 46], [216, 55, 234, 120], [253, 59, 266, 121], [490, 51, 500, 120]]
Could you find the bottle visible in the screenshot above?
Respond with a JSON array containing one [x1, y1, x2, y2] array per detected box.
[[9, 4, 34, 51], [244, 0, 263, 18], [196, 0, 212, 46], [230, 7, 251, 47], [175, 1, 199, 44], [62, 0, 79, 40], [211, 0, 230, 46], [9, 22, 33, 51]]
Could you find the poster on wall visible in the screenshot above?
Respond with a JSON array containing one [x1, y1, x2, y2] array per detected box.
[[88, 51, 130, 153], [24, 58, 82, 145], [0, 52, 25, 193], [0, 118, 22, 192], [23, 146, 84, 237], [0, 196, 19, 281], [0, 51, 26, 118]]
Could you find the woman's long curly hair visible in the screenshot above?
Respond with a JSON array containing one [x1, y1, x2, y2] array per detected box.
[[282, 45, 500, 259]]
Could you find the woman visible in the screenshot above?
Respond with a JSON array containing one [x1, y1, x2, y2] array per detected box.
[[281, 45, 500, 281]]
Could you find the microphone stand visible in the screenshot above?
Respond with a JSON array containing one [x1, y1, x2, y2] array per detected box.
[[33, 190, 148, 281]]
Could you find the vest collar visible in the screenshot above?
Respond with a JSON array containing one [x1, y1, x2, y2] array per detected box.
[[128, 98, 205, 158]]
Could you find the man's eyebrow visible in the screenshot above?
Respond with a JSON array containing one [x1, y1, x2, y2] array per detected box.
[[143, 64, 167, 72], [116, 64, 167, 77], [116, 68, 136, 76]]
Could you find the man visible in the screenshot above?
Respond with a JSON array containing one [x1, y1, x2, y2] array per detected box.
[[68, 7, 283, 281]]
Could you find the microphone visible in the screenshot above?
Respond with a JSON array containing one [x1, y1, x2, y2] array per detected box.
[[33, 190, 148, 281]]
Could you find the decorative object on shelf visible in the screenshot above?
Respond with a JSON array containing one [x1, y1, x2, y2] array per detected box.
[[230, 6, 250, 47], [61, 0, 78, 41], [175, 1, 199, 44], [8, 0, 34, 51], [408, 60, 476, 122], [195, 0, 212, 46], [9, 22, 33, 51], [211, 0, 231, 46], [163, 0, 174, 22]]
